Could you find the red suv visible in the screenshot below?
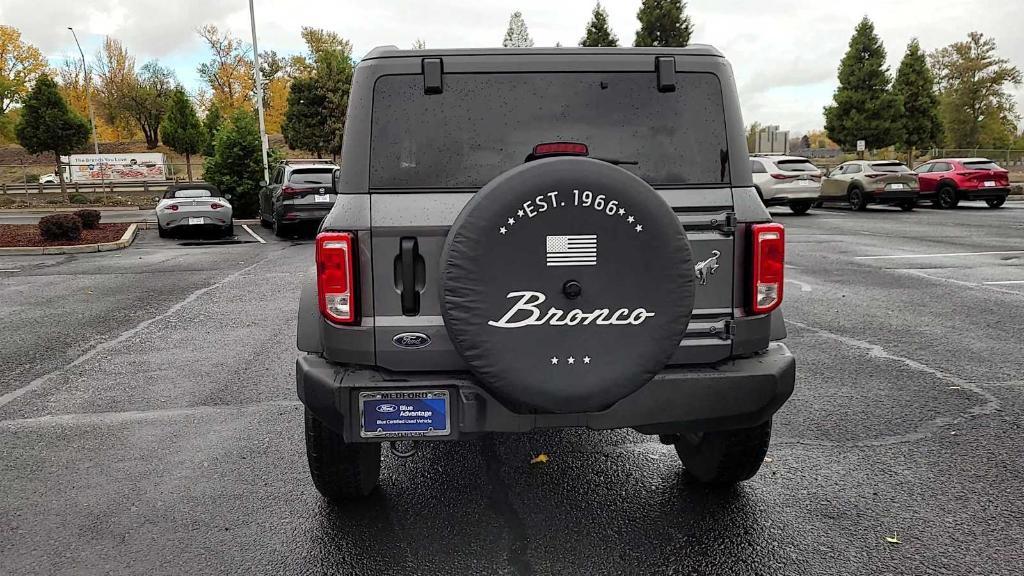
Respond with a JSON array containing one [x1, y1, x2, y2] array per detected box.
[[914, 158, 1011, 209]]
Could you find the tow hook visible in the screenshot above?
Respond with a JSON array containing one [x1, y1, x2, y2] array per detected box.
[[389, 440, 419, 458]]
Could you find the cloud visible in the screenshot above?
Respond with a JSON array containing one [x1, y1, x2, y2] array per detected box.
[[4, 0, 1022, 131]]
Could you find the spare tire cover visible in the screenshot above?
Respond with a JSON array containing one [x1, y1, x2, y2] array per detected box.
[[441, 157, 695, 413]]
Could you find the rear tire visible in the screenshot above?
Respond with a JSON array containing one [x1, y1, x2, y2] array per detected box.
[[789, 202, 811, 215], [157, 224, 168, 238], [674, 419, 772, 485], [848, 187, 868, 211], [986, 198, 1006, 208], [305, 410, 381, 502], [222, 221, 233, 237], [898, 201, 915, 211], [936, 185, 959, 209], [273, 217, 289, 238]]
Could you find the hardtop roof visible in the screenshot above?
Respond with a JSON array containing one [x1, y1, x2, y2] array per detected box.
[[361, 45, 725, 61]]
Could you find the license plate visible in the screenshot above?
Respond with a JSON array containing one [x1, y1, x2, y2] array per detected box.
[[359, 390, 450, 438], [888, 183, 905, 190], [798, 179, 812, 186], [984, 181, 996, 187], [188, 217, 204, 225], [314, 194, 331, 203]]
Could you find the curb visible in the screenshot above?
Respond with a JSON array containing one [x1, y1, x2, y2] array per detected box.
[[136, 219, 259, 230], [0, 223, 138, 256], [0, 207, 143, 214]]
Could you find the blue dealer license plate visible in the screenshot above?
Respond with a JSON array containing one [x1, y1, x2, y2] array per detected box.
[[359, 390, 450, 438]]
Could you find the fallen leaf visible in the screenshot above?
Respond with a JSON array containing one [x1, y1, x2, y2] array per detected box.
[[530, 453, 549, 465], [885, 533, 902, 544]]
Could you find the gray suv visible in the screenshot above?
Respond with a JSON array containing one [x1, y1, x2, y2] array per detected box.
[[295, 46, 795, 501], [258, 159, 339, 236]]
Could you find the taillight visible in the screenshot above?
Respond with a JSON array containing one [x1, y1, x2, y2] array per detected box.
[[316, 232, 357, 324], [167, 204, 179, 211], [750, 223, 785, 315], [209, 202, 223, 210], [770, 173, 791, 180], [281, 185, 301, 199], [532, 142, 589, 157], [865, 173, 884, 179]]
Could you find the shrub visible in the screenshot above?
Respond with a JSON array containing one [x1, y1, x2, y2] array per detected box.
[[69, 193, 90, 204], [74, 209, 101, 229], [38, 214, 82, 242], [0, 196, 15, 207]]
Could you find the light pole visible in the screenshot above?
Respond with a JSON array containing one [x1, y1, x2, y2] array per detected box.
[[248, 0, 270, 184], [68, 27, 99, 156]]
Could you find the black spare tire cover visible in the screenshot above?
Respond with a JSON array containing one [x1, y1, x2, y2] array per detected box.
[[441, 157, 695, 413]]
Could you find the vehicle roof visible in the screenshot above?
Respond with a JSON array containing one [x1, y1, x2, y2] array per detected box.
[[283, 162, 339, 170], [928, 158, 994, 163], [843, 159, 906, 165], [754, 155, 812, 162], [361, 45, 725, 60]]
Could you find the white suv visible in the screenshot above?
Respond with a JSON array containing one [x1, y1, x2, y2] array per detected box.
[[751, 155, 822, 214]]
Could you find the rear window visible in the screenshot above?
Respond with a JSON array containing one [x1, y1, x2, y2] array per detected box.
[[370, 72, 729, 189], [773, 159, 818, 173], [288, 169, 334, 185], [870, 162, 911, 173], [172, 189, 213, 199], [963, 160, 1002, 170]]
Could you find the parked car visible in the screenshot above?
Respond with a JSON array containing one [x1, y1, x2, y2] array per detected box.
[[820, 160, 919, 211], [751, 155, 822, 214], [258, 160, 339, 237], [295, 45, 795, 501], [156, 183, 233, 238], [914, 158, 1011, 209], [38, 173, 59, 184]]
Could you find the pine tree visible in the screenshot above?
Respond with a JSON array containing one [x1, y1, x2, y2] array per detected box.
[[203, 110, 264, 217], [580, 2, 619, 47], [202, 105, 222, 156], [282, 76, 327, 157], [634, 0, 693, 47], [893, 39, 942, 153], [503, 11, 534, 48], [823, 17, 902, 150], [160, 88, 206, 181], [15, 74, 89, 197]]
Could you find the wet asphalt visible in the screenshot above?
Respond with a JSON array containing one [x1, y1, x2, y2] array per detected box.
[[2, 203, 1023, 575]]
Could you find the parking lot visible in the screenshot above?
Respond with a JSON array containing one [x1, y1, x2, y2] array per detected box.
[[2, 202, 1023, 575]]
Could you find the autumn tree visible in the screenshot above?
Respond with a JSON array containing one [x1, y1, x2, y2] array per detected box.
[[634, 0, 693, 47], [580, 2, 619, 47], [930, 32, 1022, 148], [412, 38, 427, 50], [503, 11, 534, 48], [94, 37, 173, 147], [0, 25, 48, 113], [15, 75, 89, 196], [196, 25, 254, 114], [893, 39, 942, 153], [823, 17, 902, 150], [161, 88, 206, 180]]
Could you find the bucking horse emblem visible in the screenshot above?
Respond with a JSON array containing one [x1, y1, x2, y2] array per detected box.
[[694, 250, 721, 286]]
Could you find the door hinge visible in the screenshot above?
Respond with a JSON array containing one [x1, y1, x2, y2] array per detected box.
[[710, 212, 737, 235]]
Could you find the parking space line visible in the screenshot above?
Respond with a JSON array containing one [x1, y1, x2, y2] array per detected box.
[[0, 269, 20, 272], [983, 280, 1024, 285], [241, 224, 266, 244], [856, 250, 1024, 260], [785, 279, 812, 292]]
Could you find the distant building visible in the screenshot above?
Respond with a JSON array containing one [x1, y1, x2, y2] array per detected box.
[[752, 125, 789, 154]]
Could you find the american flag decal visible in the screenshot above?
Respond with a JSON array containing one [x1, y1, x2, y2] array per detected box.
[[546, 235, 598, 267]]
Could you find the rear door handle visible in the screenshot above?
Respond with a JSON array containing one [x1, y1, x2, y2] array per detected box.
[[400, 237, 420, 316]]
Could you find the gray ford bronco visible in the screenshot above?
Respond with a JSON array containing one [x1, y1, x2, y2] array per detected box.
[[295, 45, 795, 502]]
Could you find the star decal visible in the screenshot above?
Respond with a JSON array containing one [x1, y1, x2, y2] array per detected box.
[[550, 356, 559, 365], [635, 224, 643, 232], [627, 215, 635, 223], [583, 356, 591, 364], [517, 209, 524, 217], [507, 217, 515, 225], [499, 226, 507, 235], [567, 356, 575, 365], [618, 208, 626, 216]]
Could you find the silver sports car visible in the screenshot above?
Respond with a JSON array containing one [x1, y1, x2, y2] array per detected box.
[[156, 183, 234, 238]]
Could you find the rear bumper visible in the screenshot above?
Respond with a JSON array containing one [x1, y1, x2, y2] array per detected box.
[[296, 343, 796, 442], [867, 189, 918, 203], [278, 203, 333, 222], [763, 194, 820, 206]]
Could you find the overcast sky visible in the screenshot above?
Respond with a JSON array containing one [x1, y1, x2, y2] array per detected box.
[[1, 0, 1022, 132]]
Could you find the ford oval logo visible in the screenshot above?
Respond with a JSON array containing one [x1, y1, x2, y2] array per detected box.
[[376, 404, 398, 413], [393, 332, 431, 349]]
